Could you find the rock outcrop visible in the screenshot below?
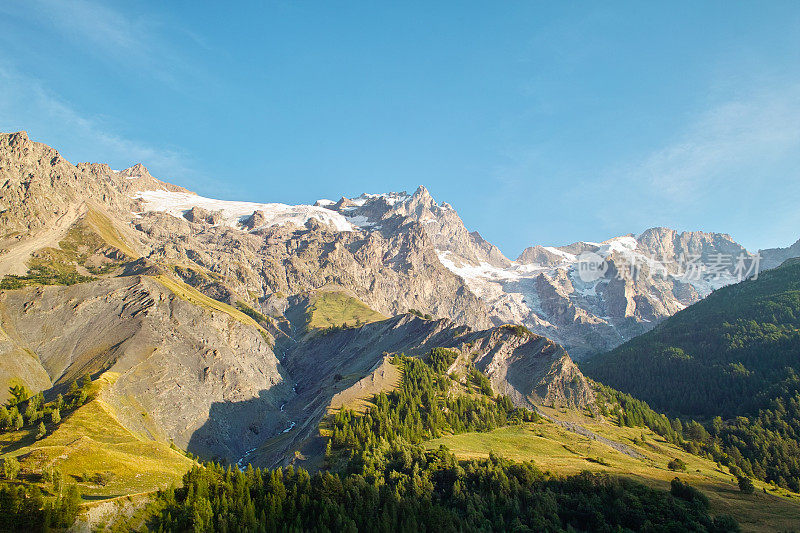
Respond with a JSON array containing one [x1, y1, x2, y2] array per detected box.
[[760, 238, 800, 270], [0, 275, 288, 460], [0, 130, 795, 470], [260, 314, 593, 467]]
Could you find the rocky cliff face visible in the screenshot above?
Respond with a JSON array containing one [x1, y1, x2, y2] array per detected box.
[[0, 132, 184, 240], [0, 131, 794, 467], [760, 238, 800, 270], [134, 210, 489, 329], [0, 132, 559, 467], [0, 131, 490, 329], [260, 314, 594, 467], [7, 130, 786, 361], [441, 229, 769, 359], [0, 275, 288, 461], [469, 328, 594, 410], [320, 186, 510, 269], [315, 183, 798, 359]]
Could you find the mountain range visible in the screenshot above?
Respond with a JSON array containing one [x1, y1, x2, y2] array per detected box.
[[2, 131, 800, 530], [129, 160, 800, 360], [0, 132, 595, 465], [583, 257, 800, 492]]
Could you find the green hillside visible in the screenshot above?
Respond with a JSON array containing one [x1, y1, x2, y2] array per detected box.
[[132, 351, 743, 532], [583, 259, 800, 491], [0, 373, 193, 500], [305, 289, 387, 330], [0, 373, 194, 529]]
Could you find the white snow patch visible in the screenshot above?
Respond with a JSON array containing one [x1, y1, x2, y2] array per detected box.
[[345, 215, 376, 228], [436, 251, 522, 283], [352, 192, 411, 207], [542, 246, 577, 262], [133, 190, 358, 232], [596, 236, 638, 258]]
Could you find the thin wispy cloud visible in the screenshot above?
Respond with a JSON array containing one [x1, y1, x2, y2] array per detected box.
[[484, 81, 800, 254], [637, 87, 800, 202], [0, 1, 207, 183], [574, 83, 800, 248], [0, 0, 206, 91], [30, 0, 145, 56], [0, 65, 190, 179]]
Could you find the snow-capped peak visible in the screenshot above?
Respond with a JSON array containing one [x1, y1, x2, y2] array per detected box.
[[350, 191, 411, 207], [596, 235, 638, 258], [133, 190, 358, 232]]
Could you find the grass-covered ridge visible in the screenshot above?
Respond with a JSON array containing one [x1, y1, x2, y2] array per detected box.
[[151, 275, 272, 342], [582, 259, 800, 492], [0, 208, 135, 290], [305, 289, 387, 330], [0, 373, 194, 501], [235, 300, 272, 327], [328, 353, 537, 462], [136, 351, 738, 532], [427, 412, 799, 532], [82, 208, 138, 260]]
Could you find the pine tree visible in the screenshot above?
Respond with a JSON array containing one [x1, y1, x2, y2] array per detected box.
[[0, 406, 10, 429], [53, 468, 63, 495], [24, 401, 38, 424], [2, 456, 20, 479], [8, 384, 29, 406], [737, 476, 755, 494]]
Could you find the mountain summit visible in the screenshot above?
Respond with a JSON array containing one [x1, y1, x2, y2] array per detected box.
[[0, 132, 595, 466]]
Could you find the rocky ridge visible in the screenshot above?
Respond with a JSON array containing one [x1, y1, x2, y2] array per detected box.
[[318, 187, 791, 359], [0, 131, 796, 467], [0, 131, 594, 467]]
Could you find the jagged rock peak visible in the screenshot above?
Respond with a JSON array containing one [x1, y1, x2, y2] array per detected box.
[[119, 163, 154, 180], [413, 184, 433, 199], [636, 226, 740, 248], [1, 130, 56, 158], [6, 130, 30, 145], [760, 237, 800, 270]]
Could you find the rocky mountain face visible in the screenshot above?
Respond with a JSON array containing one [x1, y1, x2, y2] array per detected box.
[[467, 228, 757, 359], [0, 132, 595, 468], [316, 185, 797, 359], [0, 131, 795, 466], [760, 238, 800, 270], [0, 275, 289, 461], [259, 315, 594, 468]]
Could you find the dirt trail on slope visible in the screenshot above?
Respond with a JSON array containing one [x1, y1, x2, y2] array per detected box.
[[0, 203, 85, 276], [538, 410, 644, 459], [510, 389, 644, 460]]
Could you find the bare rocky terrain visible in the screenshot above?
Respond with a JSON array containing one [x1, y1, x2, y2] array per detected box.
[[0, 275, 289, 460], [0, 131, 796, 467], [319, 184, 800, 359], [0, 132, 597, 467]]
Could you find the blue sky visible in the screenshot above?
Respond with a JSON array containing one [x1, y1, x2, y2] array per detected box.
[[1, 1, 799, 256]]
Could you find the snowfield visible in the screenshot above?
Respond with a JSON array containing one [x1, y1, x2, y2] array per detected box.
[[133, 185, 744, 359], [134, 190, 359, 232], [435, 233, 740, 355]]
